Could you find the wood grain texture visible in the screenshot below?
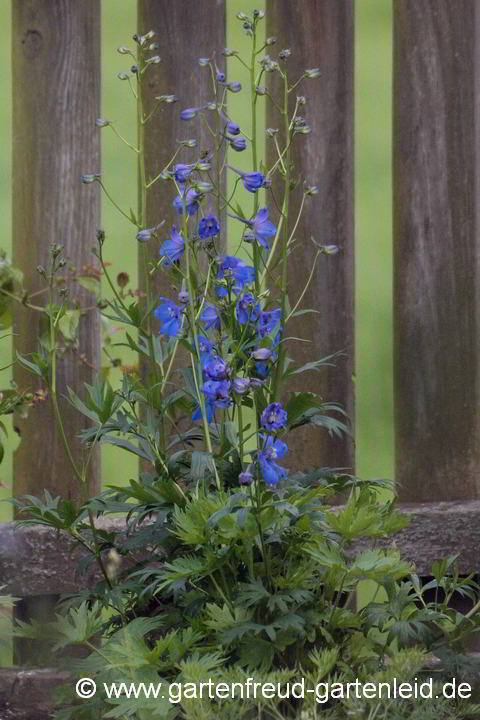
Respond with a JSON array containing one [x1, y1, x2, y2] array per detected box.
[[266, 1, 354, 472], [394, 1, 480, 501], [12, 1, 101, 505], [137, 1, 226, 295]]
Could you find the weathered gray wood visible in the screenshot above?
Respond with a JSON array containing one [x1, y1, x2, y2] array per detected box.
[[11, 0, 101, 665], [266, 1, 354, 472], [137, 1, 226, 303], [12, 0, 101, 505], [394, 0, 480, 502]]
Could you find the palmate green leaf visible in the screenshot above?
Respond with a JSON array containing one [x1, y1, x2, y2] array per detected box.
[[348, 549, 413, 582], [238, 637, 275, 670], [53, 601, 105, 649], [304, 542, 347, 571], [324, 499, 385, 539], [157, 555, 208, 591]]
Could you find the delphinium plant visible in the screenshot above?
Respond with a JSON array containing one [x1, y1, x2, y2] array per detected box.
[[6, 10, 480, 720]]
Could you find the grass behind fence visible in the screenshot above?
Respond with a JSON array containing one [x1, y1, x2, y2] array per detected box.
[[0, 2, 393, 524]]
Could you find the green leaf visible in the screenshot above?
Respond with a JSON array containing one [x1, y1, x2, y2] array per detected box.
[[57, 309, 81, 342], [191, 451, 215, 481], [76, 275, 101, 296]]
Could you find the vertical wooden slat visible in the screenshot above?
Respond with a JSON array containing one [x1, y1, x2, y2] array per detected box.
[[266, 1, 354, 472], [137, 0, 227, 300], [12, 0, 101, 661], [394, 0, 480, 502]]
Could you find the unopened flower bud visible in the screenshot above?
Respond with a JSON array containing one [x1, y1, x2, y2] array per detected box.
[[198, 57, 211, 66], [305, 185, 319, 196], [95, 118, 111, 127], [239, 470, 253, 486], [117, 272, 129, 288], [320, 244, 340, 255], [305, 68, 321, 79], [236, 12, 248, 20], [233, 377, 250, 395], [136, 228, 152, 242], [266, 36, 277, 45], [295, 125, 312, 135], [249, 378, 264, 389], [266, 128, 279, 137], [279, 48, 291, 60], [180, 108, 198, 120], [297, 95, 307, 105], [146, 55, 161, 65], [145, 30, 155, 40], [252, 348, 271, 361], [178, 290, 189, 304], [117, 46, 131, 54], [253, 9, 264, 19], [243, 230, 255, 243], [227, 82, 242, 93], [216, 71, 226, 83], [255, 86, 267, 96], [36, 265, 46, 277], [96, 229, 105, 245], [155, 94, 177, 103], [178, 138, 197, 148], [230, 137, 247, 152], [227, 121, 240, 135], [131, 64, 138, 73], [117, 71, 129, 80], [81, 173, 101, 184], [194, 181, 213, 192], [223, 48, 238, 57]]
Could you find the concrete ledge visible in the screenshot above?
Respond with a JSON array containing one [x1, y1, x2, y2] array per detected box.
[[352, 500, 480, 574], [1, 501, 480, 597], [0, 667, 70, 719]]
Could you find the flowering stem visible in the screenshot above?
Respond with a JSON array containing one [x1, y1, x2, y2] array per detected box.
[[271, 71, 291, 402]]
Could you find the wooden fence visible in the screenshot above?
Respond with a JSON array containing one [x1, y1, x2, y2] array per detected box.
[[2, 0, 480, 717]]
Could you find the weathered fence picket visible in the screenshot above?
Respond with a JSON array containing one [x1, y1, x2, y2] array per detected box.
[[266, 0, 354, 472], [11, 0, 101, 667], [394, 0, 480, 502]]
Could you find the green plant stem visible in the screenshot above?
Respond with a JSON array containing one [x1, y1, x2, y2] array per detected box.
[[271, 71, 291, 402]]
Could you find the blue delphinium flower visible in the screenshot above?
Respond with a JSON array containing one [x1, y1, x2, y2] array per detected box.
[[173, 188, 201, 215], [198, 216, 220, 240], [229, 167, 265, 193], [257, 308, 281, 338], [229, 207, 276, 248], [198, 336, 214, 366], [252, 348, 272, 361], [258, 435, 288, 486], [200, 303, 220, 331], [216, 255, 255, 297], [236, 292, 260, 325], [203, 380, 232, 408], [192, 399, 214, 423], [154, 298, 183, 337], [159, 225, 185, 265], [261, 403, 288, 432], [204, 356, 229, 381], [227, 121, 240, 135], [172, 163, 193, 183]]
